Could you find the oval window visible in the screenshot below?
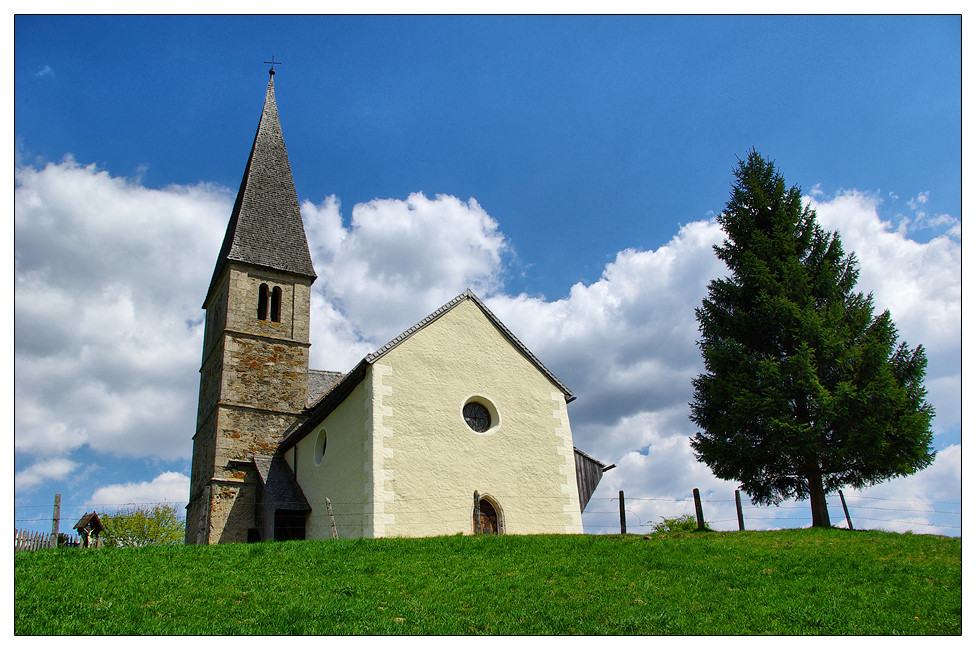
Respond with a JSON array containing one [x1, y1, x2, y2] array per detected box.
[[313, 428, 328, 466], [463, 402, 491, 432]]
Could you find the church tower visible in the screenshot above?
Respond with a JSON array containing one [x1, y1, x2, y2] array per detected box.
[[186, 70, 317, 544]]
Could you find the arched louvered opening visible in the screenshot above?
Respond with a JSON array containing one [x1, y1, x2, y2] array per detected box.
[[271, 286, 283, 322], [258, 283, 269, 320]]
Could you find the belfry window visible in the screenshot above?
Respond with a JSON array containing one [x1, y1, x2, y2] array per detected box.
[[258, 284, 270, 320], [271, 287, 282, 322]]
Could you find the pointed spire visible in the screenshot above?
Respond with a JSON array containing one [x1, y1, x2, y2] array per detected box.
[[206, 73, 316, 303]]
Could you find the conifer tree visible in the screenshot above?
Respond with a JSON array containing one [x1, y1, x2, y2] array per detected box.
[[690, 151, 935, 527]]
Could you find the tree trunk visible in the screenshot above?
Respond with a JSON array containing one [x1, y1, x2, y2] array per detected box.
[[806, 461, 831, 527]]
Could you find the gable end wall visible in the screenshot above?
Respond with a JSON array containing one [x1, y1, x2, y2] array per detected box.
[[374, 299, 583, 536]]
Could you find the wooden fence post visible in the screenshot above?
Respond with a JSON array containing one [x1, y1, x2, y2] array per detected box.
[[618, 490, 627, 535], [325, 498, 338, 540], [693, 488, 705, 531], [474, 491, 482, 534], [735, 489, 745, 532], [838, 490, 854, 530], [51, 493, 61, 549]]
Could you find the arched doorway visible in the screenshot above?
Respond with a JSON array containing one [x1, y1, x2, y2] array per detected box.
[[474, 496, 501, 534]]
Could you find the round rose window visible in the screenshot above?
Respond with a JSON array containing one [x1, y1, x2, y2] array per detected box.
[[463, 401, 491, 432]]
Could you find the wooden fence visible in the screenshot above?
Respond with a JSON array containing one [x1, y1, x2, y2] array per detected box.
[[14, 529, 82, 551]]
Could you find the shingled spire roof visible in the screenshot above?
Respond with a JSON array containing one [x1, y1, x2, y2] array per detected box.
[[205, 71, 316, 304]]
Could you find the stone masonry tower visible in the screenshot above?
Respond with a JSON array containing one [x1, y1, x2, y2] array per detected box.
[[186, 70, 316, 544]]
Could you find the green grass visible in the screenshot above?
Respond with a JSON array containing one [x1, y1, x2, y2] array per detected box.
[[15, 527, 961, 635]]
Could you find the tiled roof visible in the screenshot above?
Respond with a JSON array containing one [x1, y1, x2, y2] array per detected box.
[[278, 290, 574, 453], [365, 290, 573, 400], [205, 73, 316, 304], [307, 369, 344, 406], [253, 454, 310, 512]]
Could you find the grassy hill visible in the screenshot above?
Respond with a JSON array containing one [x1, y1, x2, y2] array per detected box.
[[15, 527, 960, 635]]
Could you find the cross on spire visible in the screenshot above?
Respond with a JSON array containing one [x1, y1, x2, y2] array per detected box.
[[264, 55, 282, 76]]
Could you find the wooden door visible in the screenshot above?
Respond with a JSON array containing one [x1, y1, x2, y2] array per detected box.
[[478, 499, 498, 534]]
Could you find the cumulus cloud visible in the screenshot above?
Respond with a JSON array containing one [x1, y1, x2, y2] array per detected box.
[[14, 158, 230, 460], [894, 190, 960, 240], [15, 457, 80, 491], [88, 472, 191, 510], [485, 219, 727, 458], [14, 158, 960, 534], [811, 190, 961, 437], [848, 444, 962, 536], [302, 192, 508, 371], [488, 190, 960, 535]]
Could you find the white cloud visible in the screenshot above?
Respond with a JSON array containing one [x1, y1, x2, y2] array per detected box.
[[14, 158, 960, 536], [909, 191, 929, 208], [15, 158, 230, 459], [847, 444, 962, 536], [876, 188, 961, 240], [87, 472, 191, 511], [491, 192, 960, 534], [486, 219, 727, 456], [810, 190, 961, 437], [15, 457, 80, 491], [302, 191, 508, 371]]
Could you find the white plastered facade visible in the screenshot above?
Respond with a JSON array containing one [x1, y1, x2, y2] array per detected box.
[[287, 297, 585, 537]]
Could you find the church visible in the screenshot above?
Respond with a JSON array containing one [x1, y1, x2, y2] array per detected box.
[[185, 70, 611, 544]]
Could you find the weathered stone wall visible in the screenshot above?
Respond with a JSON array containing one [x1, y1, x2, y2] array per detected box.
[[197, 340, 224, 426], [184, 497, 203, 545], [189, 412, 217, 492], [224, 265, 311, 344], [186, 277, 229, 543], [209, 477, 258, 544], [214, 406, 304, 474], [202, 278, 228, 364], [222, 334, 310, 414], [186, 262, 314, 544]]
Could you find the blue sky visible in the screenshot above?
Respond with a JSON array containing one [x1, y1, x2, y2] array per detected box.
[[16, 15, 961, 294], [13, 15, 961, 537]]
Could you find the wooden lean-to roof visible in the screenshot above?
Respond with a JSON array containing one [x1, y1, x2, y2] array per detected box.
[[73, 512, 105, 535]]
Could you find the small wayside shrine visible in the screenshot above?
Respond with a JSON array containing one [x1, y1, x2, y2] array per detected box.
[[185, 68, 611, 544], [73, 512, 105, 548]]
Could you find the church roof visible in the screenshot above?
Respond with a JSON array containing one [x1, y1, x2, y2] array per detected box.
[[364, 290, 572, 399], [307, 369, 345, 406], [278, 290, 574, 453], [205, 72, 316, 305], [253, 454, 311, 512]]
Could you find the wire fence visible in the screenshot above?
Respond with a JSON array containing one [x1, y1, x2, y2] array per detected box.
[[15, 491, 962, 541], [583, 490, 962, 536], [13, 501, 188, 526]]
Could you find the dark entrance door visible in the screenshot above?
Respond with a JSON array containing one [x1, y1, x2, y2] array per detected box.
[[274, 510, 307, 541], [477, 499, 498, 534]]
